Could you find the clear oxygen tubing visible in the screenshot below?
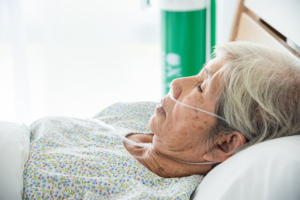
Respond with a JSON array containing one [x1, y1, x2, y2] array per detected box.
[[88, 118, 153, 149], [87, 118, 220, 165], [169, 94, 227, 122]]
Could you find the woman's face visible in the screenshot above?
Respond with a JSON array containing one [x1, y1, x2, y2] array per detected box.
[[149, 58, 224, 162]]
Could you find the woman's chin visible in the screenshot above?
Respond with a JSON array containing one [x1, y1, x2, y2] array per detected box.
[[148, 114, 156, 132], [149, 115, 163, 139]]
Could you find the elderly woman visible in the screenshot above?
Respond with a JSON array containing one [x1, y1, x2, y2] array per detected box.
[[23, 41, 300, 199]]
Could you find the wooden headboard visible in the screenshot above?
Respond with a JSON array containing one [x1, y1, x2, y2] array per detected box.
[[230, 0, 298, 58]]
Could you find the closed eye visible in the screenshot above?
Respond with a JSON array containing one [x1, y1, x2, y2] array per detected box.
[[198, 84, 203, 92]]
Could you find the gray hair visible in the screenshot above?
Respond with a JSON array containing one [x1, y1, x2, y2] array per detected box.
[[207, 41, 300, 153]]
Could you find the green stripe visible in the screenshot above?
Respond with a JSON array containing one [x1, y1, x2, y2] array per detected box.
[[210, 0, 216, 58]]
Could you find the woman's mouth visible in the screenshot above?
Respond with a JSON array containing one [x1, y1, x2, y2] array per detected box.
[[156, 100, 166, 115]]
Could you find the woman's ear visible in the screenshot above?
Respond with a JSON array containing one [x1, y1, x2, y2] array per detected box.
[[203, 132, 246, 162]]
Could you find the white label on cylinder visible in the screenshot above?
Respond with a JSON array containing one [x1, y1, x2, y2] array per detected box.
[[166, 53, 181, 66]]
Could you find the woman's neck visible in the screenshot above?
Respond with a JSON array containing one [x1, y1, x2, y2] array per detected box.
[[124, 134, 211, 178]]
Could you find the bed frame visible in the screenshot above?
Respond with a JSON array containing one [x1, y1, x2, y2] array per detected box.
[[230, 0, 299, 58]]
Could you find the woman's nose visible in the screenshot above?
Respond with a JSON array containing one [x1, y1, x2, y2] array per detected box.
[[170, 78, 182, 100]]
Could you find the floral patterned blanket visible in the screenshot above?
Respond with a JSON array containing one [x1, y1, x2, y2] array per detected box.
[[23, 102, 203, 200]]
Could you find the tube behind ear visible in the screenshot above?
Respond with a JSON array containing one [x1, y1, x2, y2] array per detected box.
[[203, 132, 246, 162]]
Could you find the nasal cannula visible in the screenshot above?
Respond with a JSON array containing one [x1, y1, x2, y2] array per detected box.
[[87, 87, 226, 165], [88, 109, 220, 166]]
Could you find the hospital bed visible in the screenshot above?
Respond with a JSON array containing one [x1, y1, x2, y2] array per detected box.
[[1, 0, 300, 199]]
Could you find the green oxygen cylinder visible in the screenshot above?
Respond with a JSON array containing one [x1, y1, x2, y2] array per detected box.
[[160, 0, 207, 95]]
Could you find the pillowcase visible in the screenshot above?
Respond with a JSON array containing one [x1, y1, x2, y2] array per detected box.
[[0, 121, 30, 200], [191, 135, 300, 200]]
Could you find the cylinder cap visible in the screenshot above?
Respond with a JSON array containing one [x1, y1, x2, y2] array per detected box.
[[160, 0, 206, 11]]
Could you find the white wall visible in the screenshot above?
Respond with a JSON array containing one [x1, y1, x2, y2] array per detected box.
[[216, 0, 239, 45], [0, 0, 161, 125], [0, 0, 239, 125]]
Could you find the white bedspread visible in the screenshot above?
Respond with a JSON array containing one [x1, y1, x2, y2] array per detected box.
[[0, 121, 30, 200]]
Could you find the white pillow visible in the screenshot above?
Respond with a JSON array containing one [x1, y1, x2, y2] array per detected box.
[[191, 135, 300, 200], [0, 121, 30, 200]]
